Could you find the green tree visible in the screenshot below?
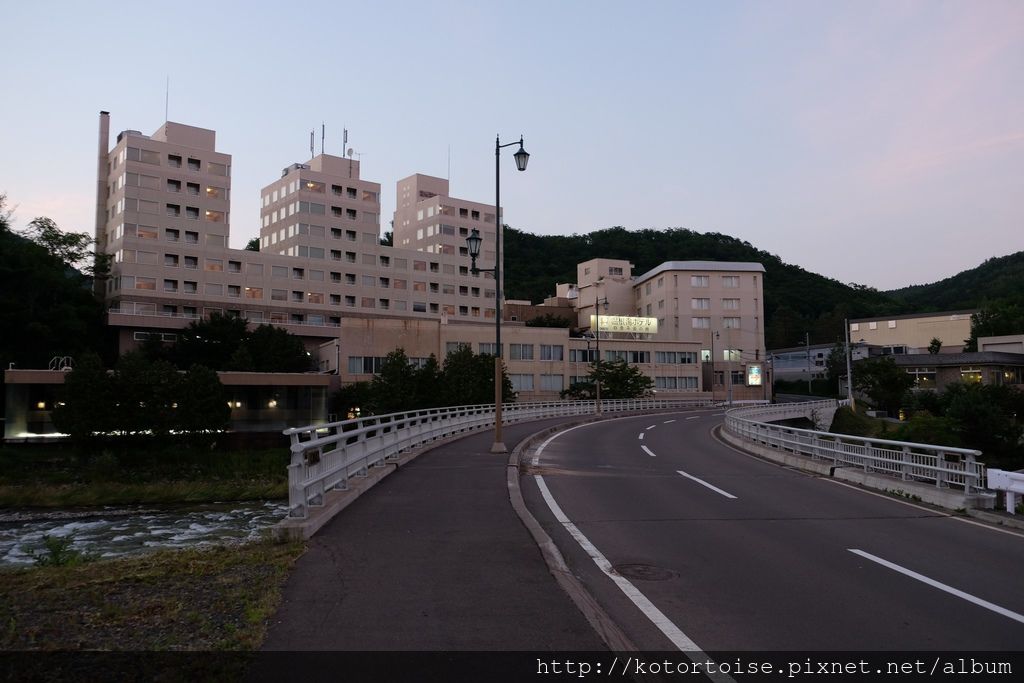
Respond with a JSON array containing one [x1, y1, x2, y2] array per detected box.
[[964, 301, 1024, 351], [942, 383, 1023, 460], [439, 346, 513, 406], [412, 355, 442, 409], [238, 324, 312, 372], [591, 359, 654, 399], [370, 349, 419, 413], [928, 337, 942, 354], [177, 364, 230, 438], [20, 217, 94, 270], [0, 206, 109, 377], [245, 237, 260, 251], [112, 352, 181, 436], [852, 357, 915, 415], [525, 313, 573, 328], [173, 313, 250, 370], [825, 343, 847, 393], [52, 353, 115, 445], [332, 381, 374, 420]]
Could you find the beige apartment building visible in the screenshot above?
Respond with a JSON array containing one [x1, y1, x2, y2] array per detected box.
[[94, 112, 768, 405], [849, 311, 975, 354]]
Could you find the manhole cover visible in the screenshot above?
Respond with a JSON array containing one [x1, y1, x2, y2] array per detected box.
[[612, 564, 677, 581]]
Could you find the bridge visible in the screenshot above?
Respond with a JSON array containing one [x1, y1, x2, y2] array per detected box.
[[264, 399, 1024, 654]]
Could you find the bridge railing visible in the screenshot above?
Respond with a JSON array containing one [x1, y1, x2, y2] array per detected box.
[[724, 400, 987, 494], [283, 397, 714, 518]]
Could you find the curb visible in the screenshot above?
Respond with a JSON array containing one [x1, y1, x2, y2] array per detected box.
[[506, 414, 642, 653]]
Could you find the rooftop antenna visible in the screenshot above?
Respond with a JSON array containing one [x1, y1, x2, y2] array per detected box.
[[310, 130, 314, 160], [321, 122, 325, 155]]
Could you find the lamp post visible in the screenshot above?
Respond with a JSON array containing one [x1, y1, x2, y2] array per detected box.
[[593, 293, 608, 415], [465, 135, 529, 454], [804, 332, 812, 395], [844, 319, 856, 412]]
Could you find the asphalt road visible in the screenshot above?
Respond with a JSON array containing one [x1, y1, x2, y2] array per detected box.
[[521, 408, 1024, 652]]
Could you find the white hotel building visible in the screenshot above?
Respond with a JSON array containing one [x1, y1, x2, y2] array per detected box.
[[94, 112, 768, 403]]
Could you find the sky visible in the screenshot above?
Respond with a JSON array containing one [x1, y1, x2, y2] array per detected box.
[[3, 0, 1021, 291]]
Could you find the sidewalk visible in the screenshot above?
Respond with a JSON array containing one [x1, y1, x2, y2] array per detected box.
[[261, 417, 607, 651]]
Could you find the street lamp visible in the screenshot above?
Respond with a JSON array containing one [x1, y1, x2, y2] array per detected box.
[[465, 134, 529, 454], [592, 293, 608, 415]]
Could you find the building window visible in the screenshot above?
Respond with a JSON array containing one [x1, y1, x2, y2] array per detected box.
[[960, 367, 983, 384], [187, 158, 201, 172], [540, 374, 563, 392], [691, 298, 710, 310], [691, 275, 709, 287], [510, 374, 533, 392], [692, 317, 710, 329], [540, 344, 564, 361], [722, 298, 740, 310], [510, 344, 534, 360], [722, 275, 739, 288], [168, 154, 182, 168]]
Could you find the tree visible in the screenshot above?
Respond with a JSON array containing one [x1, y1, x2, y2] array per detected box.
[[591, 359, 654, 399], [852, 357, 914, 415], [439, 346, 513, 406], [370, 349, 419, 414], [380, 230, 393, 247], [20, 217, 93, 270], [964, 301, 1024, 351], [245, 237, 260, 251], [177, 365, 230, 437], [332, 381, 373, 420], [52, 353, 115, 445], [942, 383, 1023, 460], [238, 324, 312, 372], [525, 313, 573, 328], [928, 338, 942, 354], [825, 343, 847, 393], [111, 352, 181, 436], [0, 200, 109, 375], [172, 313, 250, 370]]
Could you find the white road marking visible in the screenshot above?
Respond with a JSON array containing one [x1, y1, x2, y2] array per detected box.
[[638, 433, 644, 441], [848, 549, 1024, 625], [535, 476, 711, 655], [685, 416, 701, 421], [676, 470, 737, 499], [641, 445, 657, 457], [647, 424, 657, 430], [532, 422, 592, 466], [663, 419, 676, 424]]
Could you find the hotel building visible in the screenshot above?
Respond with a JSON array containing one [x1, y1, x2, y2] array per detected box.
[[93, 112, 768, 403]]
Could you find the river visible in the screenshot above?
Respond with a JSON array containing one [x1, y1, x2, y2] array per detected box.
[[0, 501, 288, 567]]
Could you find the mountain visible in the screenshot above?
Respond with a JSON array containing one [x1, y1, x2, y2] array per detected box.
[[885, 251, 1024, 312], [504, 226, 1024, 350], [503, 226, 903, 349]]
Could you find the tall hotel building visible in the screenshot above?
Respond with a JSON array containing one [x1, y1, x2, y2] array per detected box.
[[95, 112, 768, 402]]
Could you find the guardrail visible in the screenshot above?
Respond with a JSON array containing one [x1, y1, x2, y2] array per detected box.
[[988, 469, 1024, 513], [724, 400, 987, 494], [283, 398, 714, 518]]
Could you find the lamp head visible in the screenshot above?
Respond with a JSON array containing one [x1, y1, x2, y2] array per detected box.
[[465, 228, 483, 259], [513, 138, 529, 172]]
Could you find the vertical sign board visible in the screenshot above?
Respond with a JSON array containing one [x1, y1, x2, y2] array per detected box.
[[747, 364, 763, 386]]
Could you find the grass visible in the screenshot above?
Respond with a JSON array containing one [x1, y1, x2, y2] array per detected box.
[[0, 538, 305, 651], [0, 444, 290, 507]]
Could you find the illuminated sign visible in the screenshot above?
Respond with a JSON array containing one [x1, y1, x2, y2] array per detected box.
[[747, 364, 763, 386], [590, 315, 658, 335]]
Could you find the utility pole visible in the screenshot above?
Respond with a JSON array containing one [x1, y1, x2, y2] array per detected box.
[[805, 332, 812, 395], [844, 319, 856, 412]]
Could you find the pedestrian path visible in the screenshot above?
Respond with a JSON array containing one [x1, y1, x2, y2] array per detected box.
[[261, 418, 607, 651]]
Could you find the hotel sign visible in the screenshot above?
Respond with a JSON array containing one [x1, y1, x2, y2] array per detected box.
[[591, 315, 658, 335], [747, 364, 763, 387]]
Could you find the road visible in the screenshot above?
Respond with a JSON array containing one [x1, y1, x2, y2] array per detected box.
[[521, 408, 1024, 652]]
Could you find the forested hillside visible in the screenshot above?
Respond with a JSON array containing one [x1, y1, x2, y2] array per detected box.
[[886, 251, 1024, 312], [503, 225, 904, 349]]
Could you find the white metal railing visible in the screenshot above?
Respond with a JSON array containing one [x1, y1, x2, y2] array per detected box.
[[283, 398, 713, 518], [987, 469, 1024, 513], [724, 400, 987, 494]]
